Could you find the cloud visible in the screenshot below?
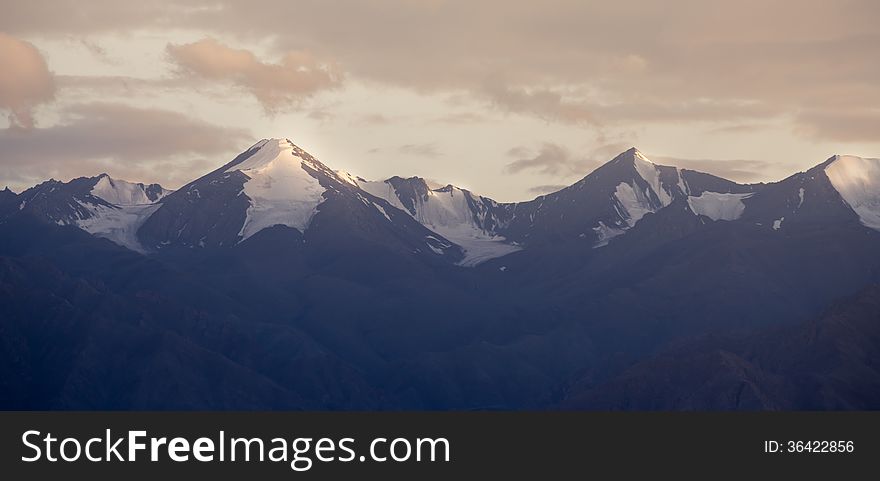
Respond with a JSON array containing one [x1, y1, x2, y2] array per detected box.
[[706, 123, 768, 135], [794, 109, 880, 143], [398, 143, 441, 158], [306, 108, 336, 123], [430, 112, 487, 124], [55, 74, 192, 96], [0, 1, 876, 204], [3, 2, 879, 138], [357, 113, 392, 125], [649, 155, 778, 183], [528, 184, 567, 195], [0, 2, 215, 35], [0, 33, 55, 128], [0, 102, 251, 190], [69, 36, 121, 65], [505, 142, 609, 176], [483, 84, 598, 126], [166, 38, 341, 112]]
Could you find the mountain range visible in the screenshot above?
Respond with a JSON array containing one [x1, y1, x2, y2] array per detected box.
[[2, 138, 879, 409]]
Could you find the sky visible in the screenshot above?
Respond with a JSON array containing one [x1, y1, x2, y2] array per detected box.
[[0, 0, 878, 202]]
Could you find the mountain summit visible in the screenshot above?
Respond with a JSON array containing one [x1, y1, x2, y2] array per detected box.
[[222, 139, 330, 241], [824, 155, 880, 229]]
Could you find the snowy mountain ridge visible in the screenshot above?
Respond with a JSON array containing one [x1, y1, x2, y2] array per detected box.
[[6, 173, 171, 253], [90, 174, 171, 206], [75, 175, 171, 253], [353, 175, 520, 266], [6, 139, 880, 266], [611, 149, 680, 228]]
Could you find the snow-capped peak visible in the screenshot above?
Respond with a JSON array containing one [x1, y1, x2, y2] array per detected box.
[[632, 147, 650, 162], [825, 155, 880, 230], [228, 139, 313, 173], [605, 148, 680, 232], [613, 146, 642, 160], [90, 174, 170, 206], [76, 174, 170, 253], [631, 150, 674, 205], [226, 138, 327, 241]]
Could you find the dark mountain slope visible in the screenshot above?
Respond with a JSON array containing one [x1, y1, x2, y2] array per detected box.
[[0, 216, 385, 409], [562, 284, 880, 410]]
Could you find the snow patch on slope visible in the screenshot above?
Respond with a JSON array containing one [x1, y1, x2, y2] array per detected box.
[[676, 170, 690, 196], [357, 180, 409, 212], [414, 188, 519, 266], [773, 217, 784, 230], [608, 151, 678, 233], [335, 170, 362, 187], [593, 221, 625, 247], [66, 175, 171, 252], [687, 192, 753, 221], [75, 203, 162, 253], [227, 139, 326, 241], [356, 178, 519, 265], [90, 175, 169, 205], [633, 151, 673, 205], [372, 202, 393, 221], [447, 235, 521, 267], [413, 187, 477, 230], [825, 155, 880, 230], [613, 182, 657, 227]]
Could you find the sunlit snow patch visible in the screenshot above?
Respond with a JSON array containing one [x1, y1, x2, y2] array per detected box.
[[90, 175, 169, 205], [613, 182, 659, 227], [632, 151, 673, 206], [687, 192, 753, 221], [610, 152, 677, 229], [825, 155, 880, 230], [357, 180, 409, 211], [75, 203, 162, 253], [227, 139, 326, 241], [410, 187, 519, 266], [356, 178, 520, 266]]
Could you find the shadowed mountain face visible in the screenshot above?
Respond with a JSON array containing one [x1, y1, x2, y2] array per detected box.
[[561, 284, 880, 410], [2, 140, 880, 410]]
